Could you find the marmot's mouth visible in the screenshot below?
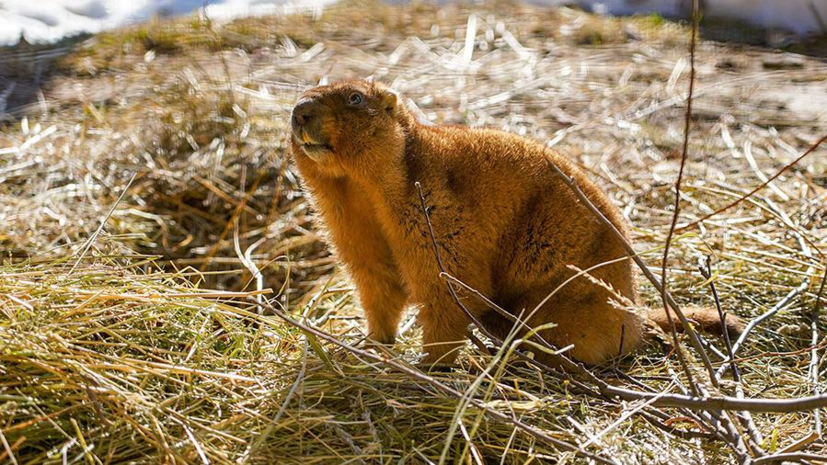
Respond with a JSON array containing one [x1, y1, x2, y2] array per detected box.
[[294, 130, 333, 160], [300, 143, 334, 160]]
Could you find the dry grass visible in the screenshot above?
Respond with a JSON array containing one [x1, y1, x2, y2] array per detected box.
[[1, 1, 826, 463]]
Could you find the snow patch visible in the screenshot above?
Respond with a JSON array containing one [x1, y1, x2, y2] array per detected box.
[[0, 0, 333, 46], [572, 0, 827, 36], [0, 0, 824, 46]]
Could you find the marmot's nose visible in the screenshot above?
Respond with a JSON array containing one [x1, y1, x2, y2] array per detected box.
[[291, 98, 318, 131]]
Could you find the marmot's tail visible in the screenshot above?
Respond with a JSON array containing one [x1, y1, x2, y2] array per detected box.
[[647, 306, 745, 338]]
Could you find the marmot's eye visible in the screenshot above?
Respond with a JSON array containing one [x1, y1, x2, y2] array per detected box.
[[347, 92, 364, 106]]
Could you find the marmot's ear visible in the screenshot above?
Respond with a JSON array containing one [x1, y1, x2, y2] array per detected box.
[[382, 90, 398, 115]]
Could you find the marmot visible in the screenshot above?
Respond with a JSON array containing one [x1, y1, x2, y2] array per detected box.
[[290, 80, 742, 366]]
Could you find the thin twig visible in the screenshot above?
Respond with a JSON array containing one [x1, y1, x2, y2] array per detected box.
[[677, 134, 827, 232], [715, 278, 810, 381], [752, 452, 827, 464], [701, 259, 766, 454], [702, 260, 736, 373], [809, 268, 826, 436], [660, 0, 703, 395]]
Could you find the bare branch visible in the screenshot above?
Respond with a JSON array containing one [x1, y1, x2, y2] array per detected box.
[[701, 259, 766, 455], [752, 452, 827, 464], [659, 0, 706, 395], [676, 133, 827, 233], [809, 268, 826, 435], [715, 276, 810, 381]]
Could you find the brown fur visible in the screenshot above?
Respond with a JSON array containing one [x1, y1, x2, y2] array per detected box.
[[289, 80, 743, 366]]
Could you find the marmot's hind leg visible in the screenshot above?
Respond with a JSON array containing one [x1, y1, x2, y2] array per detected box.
[[474, 293, 646, 367], [418, 303, 471, 366], [531, 294, 646, 366]]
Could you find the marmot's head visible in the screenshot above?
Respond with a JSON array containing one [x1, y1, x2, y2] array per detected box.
[[290, 80, 407, 176]]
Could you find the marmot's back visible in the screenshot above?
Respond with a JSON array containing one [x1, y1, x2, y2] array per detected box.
[[414, 124, 631, 248]]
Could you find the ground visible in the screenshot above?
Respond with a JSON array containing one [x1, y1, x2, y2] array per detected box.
[[1, 1, 826, 463]]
